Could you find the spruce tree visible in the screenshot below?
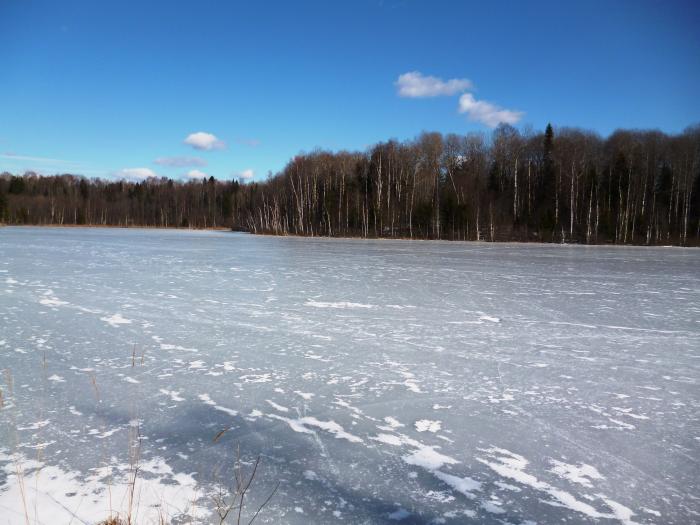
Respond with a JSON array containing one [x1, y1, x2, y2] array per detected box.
[[537, 123, 556, 230]]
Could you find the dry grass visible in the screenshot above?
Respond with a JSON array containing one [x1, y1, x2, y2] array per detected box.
[[210, 444, 279, 525], [3, 345, 278, 525], [98, 518, 125, 525]]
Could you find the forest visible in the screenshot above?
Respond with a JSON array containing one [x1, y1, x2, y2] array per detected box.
[[1, 124, 699, 245]]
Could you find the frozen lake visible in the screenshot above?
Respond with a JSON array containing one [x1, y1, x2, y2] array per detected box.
[[0, 227, 698, 524]]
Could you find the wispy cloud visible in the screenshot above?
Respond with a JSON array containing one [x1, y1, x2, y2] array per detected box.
[[395, 71, 472, 98], [458, 93, 523, 128], [234, 169, 254, 180], [235, 138, 261, 148], [154, 156, 207, 167], [0, 153, 114, 178], [183, 132, 226, 151], [118, 167, 157, 180], [185, 169, 209, 179], [1, 152, 80, 165]]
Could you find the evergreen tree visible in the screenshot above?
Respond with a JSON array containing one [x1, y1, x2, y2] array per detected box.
[[536, 123, 556, 230]]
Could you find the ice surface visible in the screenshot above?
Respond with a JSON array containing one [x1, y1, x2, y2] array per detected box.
[[0, 227, 699, 524]]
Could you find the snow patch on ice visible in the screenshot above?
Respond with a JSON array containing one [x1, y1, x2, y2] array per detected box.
[[549, 460, 604, 488], [160, 343, 198, 353], [477, 447, 640, 524], [198, 393, 238, 417], [383, 416, 405, 429], [371, 433, 404, 446], [603, 498, 642, 525], [303, 470, 319, 481], [294, 391, 314, 400], [388, 508, 411, 520], [403, 446, 458, 470], [481, 500, 506, 514], [17, 420, 51, 431], [159, 389, 184, 402], [269, 414, 363, 443], [266, 400, 289, 412], [398, 371, 423, 393], [100, 313, 132, 327], [415, 419, 442, 433], [39, 291, 68, 307], [0, 453, 206, 523], [433, 471, 481, 499], [305, 300, 375, 309]]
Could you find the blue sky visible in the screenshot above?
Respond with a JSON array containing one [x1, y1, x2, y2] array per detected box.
[[1, 0, 698, 182]]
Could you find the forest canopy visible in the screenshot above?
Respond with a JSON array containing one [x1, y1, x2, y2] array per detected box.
[[1, 124, 699, 246]]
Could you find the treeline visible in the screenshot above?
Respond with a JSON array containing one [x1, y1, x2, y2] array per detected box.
[[0, 174, 243, 229], [1, 124, 699, 245]]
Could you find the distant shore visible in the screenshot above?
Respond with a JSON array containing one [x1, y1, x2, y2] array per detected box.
[[1, 223, 233, 231], [2, 223, 697, 247]]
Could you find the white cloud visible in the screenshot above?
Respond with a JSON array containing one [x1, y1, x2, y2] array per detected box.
[[396, 71, 472, 98], [234, 169, 254, 180], [183, 132, 226, 151], [458, 93, 523, 128], [185, 169, 209, 179], [118, 167, 157, 180], [154, 156, 207, 167]]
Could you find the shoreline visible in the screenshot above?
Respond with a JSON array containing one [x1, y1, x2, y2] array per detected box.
[[2, 223, 697, 248], [1, 223, 232, 231]]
